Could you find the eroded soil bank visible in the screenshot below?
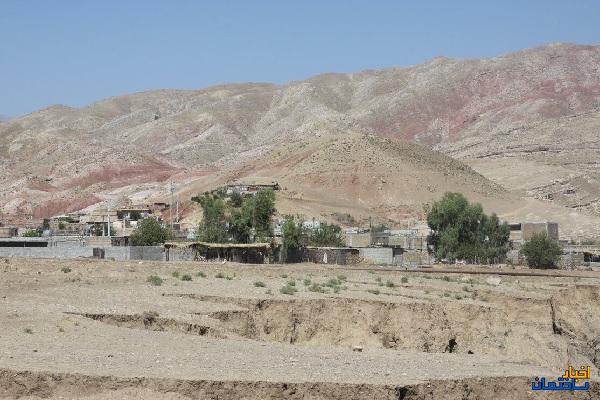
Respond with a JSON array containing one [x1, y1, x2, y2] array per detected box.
[[1, 369, 598, 400]]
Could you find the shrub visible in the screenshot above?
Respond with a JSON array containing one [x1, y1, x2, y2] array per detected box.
[[147, 275, 163, 286], [367, 289, 380, 295], [337, 275, 347, 281], [215, 272, 225, 278], [325, 278, 341, 288], [225, 276, 233, 280], [309, 283, 326, 293], [24, 328, 33, 334], [181, 274, 192, 281], [61, 267, 71, 273], [280, 285, 298, 295], [287, 279, 296, 286], [385, 280, 395, 288], [171, 271, 180, 278], [521, 233, 562, 269], [254, 281, 266, 287], [196, 271, 206, 278], [303, 278, 311, 286], [401, 276, 409, 284]]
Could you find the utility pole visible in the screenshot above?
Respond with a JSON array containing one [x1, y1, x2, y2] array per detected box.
[[169, 181, 175, 230], [107, 208, 111, 238]]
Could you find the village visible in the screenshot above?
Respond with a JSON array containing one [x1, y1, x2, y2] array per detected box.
[[1, 180, 598, 270]]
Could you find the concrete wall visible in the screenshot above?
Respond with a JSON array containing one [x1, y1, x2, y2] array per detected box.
[[358, 247, 393, 265], [127, 246, 164, 261], [0, 245, 164, 261], [0, 246, 94, 259]]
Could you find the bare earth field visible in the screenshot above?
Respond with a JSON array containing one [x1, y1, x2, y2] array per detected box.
[[0, 258, 599, 399]]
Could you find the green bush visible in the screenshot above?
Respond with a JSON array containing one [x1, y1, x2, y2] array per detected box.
[[215, 272, 225, 278], [309, 283, 326, 293], [181, 274, 192, 281], [385, 280, 395, 288], [196, 271, 207, 278], [325, 278, 341, 288], [401, 276, 409, 284], [147, 275, 163, 286], [254, 281, 266, 287], [171, 271, 180, 278], [521, 233, 562, 269], [367, 289, 380, 295], [279, 284, 298, 295], [61, 267, 71, 273]]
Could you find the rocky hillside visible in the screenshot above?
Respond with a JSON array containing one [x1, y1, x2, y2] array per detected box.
[[1, 43, 599, 236]]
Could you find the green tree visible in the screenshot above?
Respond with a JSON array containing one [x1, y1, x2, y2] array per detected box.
[[195, 193, 228, 243], [307, 222, 345, 247], [521, 233, 562, 269], [251, 189, 276, 238], [229, 189, 276, 242], [129, 218, 173, 246], [129, 211, 142, 221], [282, 217, 304, 262], [426, 192, 510, 263], [228, 209, 252, 243], [229, 191, 244, 208], [22, 230, 42, 237]]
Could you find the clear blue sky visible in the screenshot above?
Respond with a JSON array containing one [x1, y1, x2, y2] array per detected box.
[[1, 0, 599, 117]]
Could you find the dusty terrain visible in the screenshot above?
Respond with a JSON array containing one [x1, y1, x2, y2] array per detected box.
[[1, 257, 598, 399], [1, 43, 600, 237]]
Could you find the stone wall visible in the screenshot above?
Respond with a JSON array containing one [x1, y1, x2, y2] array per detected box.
[[305, 248, 360, 265], [358, 247, 393, 265]]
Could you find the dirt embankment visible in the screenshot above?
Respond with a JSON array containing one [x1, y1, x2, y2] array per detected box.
[[81, 286, 599, 372], [1, 369, 597, 400]]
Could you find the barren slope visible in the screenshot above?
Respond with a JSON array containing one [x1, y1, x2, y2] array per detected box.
[[178, 134, 511, 223], [437, 110, 600, 216]]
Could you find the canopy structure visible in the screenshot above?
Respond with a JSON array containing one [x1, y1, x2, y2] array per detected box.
[[164, 241, 274, 263]]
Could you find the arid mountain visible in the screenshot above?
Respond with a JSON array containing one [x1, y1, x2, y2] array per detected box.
[[1, 43, 599, 237], [437, 109, 600, 216], [176, 133, 513, 225]]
